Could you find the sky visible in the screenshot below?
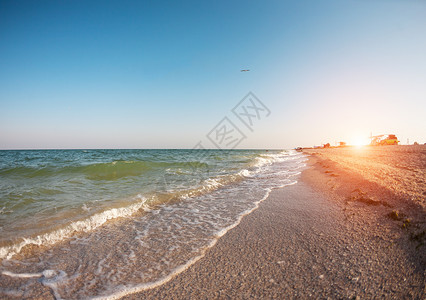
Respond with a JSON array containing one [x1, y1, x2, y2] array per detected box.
[[1, 0, 425, 149]]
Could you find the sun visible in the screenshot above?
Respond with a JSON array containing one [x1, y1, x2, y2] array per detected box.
[[350, 136, 369, 147]]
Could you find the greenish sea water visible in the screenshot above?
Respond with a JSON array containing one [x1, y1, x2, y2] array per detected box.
[[0, 149, 306, 299]]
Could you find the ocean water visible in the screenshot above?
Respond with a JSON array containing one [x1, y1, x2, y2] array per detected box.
[[0, 149, 306, 299]]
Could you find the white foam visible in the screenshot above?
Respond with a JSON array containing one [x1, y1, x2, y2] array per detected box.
[[2, 270, 43, 278], [1, 269, 60, 280], [43, 269, 59, 278], [252, 150, 301, 169], [0, 195, 149, 260], [238, 169, 252, 177], [174, 170, 250, 201], [203, 177, 223, 189], [91, 179, 297, 300], [0, 206, 13, 214], [82, 203, 91, 212], [41, 270, 68, 300]]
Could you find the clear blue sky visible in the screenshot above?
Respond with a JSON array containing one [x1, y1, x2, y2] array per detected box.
[[1, 0, 425, 149]]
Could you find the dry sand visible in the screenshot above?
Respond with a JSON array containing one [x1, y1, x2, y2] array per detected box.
[[122, 146, 425, 299], [303, 145, 426, 210]]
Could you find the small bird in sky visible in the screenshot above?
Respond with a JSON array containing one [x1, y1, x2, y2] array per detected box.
[[240, 69, 250, 72]]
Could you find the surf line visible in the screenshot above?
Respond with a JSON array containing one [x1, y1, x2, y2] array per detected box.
[[93, 182, 297, 300]]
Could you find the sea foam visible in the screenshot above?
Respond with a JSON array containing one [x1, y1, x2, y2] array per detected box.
[[0, 195, 149, 259]]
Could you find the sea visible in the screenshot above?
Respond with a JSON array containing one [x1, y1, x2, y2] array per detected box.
[[0, 149, 306, 299]]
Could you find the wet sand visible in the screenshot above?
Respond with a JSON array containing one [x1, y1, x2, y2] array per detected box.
[[122, 146, 425, 299]]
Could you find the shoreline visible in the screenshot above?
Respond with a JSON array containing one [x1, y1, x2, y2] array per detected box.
[[122, 150, 425, 299], [0, 150, 302, 299], [1, 149, 424, 299]]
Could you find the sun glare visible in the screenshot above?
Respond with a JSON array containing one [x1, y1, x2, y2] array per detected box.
[[350, 137, 369, 147]]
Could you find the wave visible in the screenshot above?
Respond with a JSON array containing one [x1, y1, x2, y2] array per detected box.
[[0, 195, 149, 260], [0, 160, 210, 181], [251, 150, 296, 168], [0, 151, 301, 260], [0, 166, 249, 260]]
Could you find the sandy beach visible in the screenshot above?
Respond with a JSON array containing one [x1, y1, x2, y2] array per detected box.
[[2, 1, 426, 299], [1, 147, 424, 299], [304, 145, 426, 210], [122, 146, 425, 299]]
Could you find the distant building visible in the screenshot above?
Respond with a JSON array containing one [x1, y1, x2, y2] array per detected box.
[[370, 134, 399, 146]]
